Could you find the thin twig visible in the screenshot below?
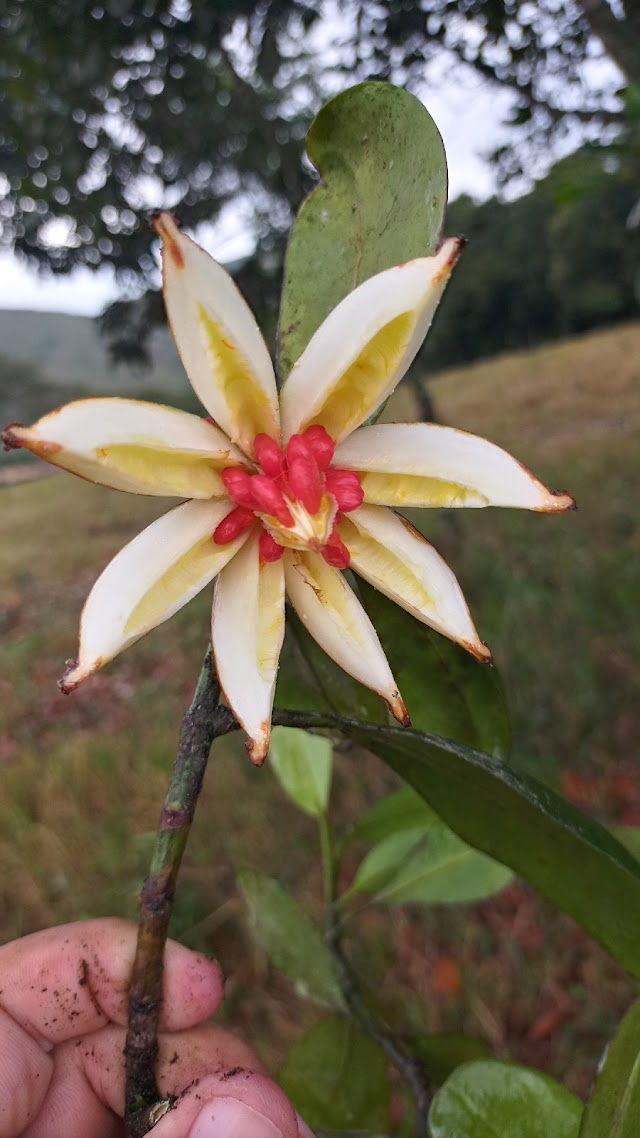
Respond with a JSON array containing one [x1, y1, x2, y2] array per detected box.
[[324, 907, 432, 1134], [124, 648, 234, 1137]]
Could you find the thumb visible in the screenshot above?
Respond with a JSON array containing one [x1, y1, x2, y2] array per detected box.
[[151, 1072, 313, 1138]]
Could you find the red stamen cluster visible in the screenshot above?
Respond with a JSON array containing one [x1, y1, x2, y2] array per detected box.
[[213, 425, 363, 569]]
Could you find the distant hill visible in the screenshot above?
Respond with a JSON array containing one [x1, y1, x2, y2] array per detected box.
[[0, 309, 185, 395]]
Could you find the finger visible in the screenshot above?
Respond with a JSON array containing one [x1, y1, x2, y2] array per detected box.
[[21, 1022, 291, 1138], [0, 919, 223, 1044], [0, 1006, 55, 1137]]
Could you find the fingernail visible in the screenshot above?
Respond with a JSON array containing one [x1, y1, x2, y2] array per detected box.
[[189, 1097, 283, 1138]]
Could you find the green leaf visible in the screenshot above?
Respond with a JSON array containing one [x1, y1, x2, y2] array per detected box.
[[320, 720, 640, 975], [279, 1016, 390, 1130], [429, 1061, 583, 1138], [579, 999, 640, 1138], [360, 581, 511, 759], [349, 824, 513, 905], [275, 609, 387, 723], [278, 81, 447, 379], [269, 726, 333, 817], [351, 785, 438, 844], [613, 826, 640, 861], [413, 1034, 491, 1088], [237, 871, 343, 1010]]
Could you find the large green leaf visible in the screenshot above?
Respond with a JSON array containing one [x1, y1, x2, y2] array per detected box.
[[579, 999, 640, 1138], [349, 824, 513, 905], [279, 1015, 390, 1131], [277, 81, 447, 379], [360, 581, 511, 759], [269, 725, 333, 817], [428, 1061, 583, 1138], [237, 871, 344, 1010], [289, 718, 640, 975]]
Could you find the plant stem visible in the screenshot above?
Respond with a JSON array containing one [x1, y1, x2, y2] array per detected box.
[[324, 901, 432, 1135], [124, 647, 234, 1138], [318, 812, 335, 907]]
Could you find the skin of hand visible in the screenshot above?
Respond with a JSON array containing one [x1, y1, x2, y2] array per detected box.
[[0, 919, 314, 1138]]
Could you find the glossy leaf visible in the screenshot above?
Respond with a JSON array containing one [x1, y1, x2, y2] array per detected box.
[[278, 82, 447, 379], [360, 581, 511, 759], [237, 871, 343, 1010], [349, 824, 513, 905], [325, 720, 640, 975], [269, 726, 333, 817], [428, 1061, 583, 1138], [279, 1016, 390, 1131], [579, 998, 640, 1138]]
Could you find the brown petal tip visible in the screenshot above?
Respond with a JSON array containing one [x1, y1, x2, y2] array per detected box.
[[2, 422, 26, 451], [388, 691, 411, 728], [58, 660, 80, 694], [550, 490, 577, 512], [150, 211, 185, 268], [245, 728, 270, 767], [467, 640, 493, 665], [58, 657, 102, 694], [432, 236, 466, 282]]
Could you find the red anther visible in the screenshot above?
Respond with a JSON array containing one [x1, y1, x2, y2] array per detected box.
[[324, 467, 364, 512], [288, 456, 323, 514], [302, 425, 335, 470], [250, 474, 293, 526], [259, 529, 285, 562], [213, 506, 255, 544], [286, 433, 314, 465], [221, 467, 256, 508], [322, 529, 351, 570], [203, 415, 218, 427], [254, 433, 285, 479]]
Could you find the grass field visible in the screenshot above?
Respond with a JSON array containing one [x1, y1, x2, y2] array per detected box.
[[1, 320, 639, 1101]]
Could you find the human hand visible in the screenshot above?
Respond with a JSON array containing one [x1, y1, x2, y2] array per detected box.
[[0, 919, 313, 1138]]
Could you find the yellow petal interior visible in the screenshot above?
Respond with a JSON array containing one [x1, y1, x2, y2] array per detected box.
[[340, 516, 434, 614], [256, 560, 284, 680], [292, 551, 367, 645], [306, 310, 415, 439], [125, 534, 226, 636], [99, 444, 230, 497], [358, 471, 489, 508], [197, 304, 279, 451]]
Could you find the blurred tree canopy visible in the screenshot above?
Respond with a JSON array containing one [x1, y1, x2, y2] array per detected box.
[[1, 0, 638, 362], [425, 144, 640, 371]]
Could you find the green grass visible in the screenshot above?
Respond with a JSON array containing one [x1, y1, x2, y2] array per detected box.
[[1, 320, 639, 1096]]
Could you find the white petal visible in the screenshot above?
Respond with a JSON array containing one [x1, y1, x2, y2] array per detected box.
[[60, 499, 247, 691], [280, 238, 462, 444], [284, 550, 408, 724], [155, 213, 279, 456], [4, 398, 246, 497], [335, 424, 575, 511], [340, 504, 491, 662], [212, 533, 285, 765]]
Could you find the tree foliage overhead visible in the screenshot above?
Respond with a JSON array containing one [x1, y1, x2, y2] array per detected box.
[[0, 0, 637, 361]]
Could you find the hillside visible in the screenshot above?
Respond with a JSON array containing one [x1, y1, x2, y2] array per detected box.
[[0, 308, 183, 393]]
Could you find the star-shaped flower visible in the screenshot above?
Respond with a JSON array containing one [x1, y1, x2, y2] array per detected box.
[[3, 213, 574, 762]]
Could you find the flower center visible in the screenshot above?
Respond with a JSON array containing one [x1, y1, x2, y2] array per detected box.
[[213, 426, 363, 568]]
